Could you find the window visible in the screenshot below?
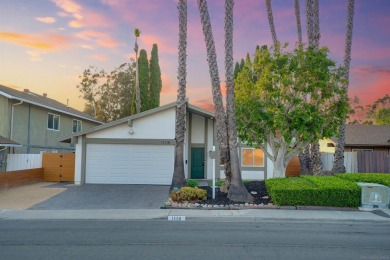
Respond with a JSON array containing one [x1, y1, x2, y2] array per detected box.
[[72, 119, 82, 133], [48, 113, 60, 130], [241, 148, 264, 167]]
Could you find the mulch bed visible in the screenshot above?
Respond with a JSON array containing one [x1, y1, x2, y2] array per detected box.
[[198, 181, 271, 205]]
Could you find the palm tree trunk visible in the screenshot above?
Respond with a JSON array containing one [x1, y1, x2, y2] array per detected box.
[[294, 0, 303, 45], [171, 0, 188, 190], [224, 0, 253, 202], [265, 0, 278, 45], [197, 0, 232, 188], [332, 0, 355, 173]]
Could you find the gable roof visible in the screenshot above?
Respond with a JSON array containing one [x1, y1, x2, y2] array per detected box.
[[0, 84, 102, 124], [59, 101, 214, 143], [345, 124, 390, 147], [0, 135, 21, 147]]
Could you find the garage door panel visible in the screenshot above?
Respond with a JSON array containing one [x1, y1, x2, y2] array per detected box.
[[86, 143, 173, 185]]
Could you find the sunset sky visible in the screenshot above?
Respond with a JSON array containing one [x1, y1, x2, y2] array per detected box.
[[1, 0, 389, 112]]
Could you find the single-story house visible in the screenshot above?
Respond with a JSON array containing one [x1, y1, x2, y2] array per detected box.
[[320, 125, 390, 153], [60, 102, 274, 185]]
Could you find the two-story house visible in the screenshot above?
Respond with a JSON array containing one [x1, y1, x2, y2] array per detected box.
[[0, 84, 102, 171]]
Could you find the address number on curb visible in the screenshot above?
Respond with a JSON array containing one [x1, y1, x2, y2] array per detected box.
[[168, 216, 186, 221]]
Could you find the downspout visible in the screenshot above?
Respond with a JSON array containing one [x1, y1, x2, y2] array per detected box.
[[10, 100, 23, 153]]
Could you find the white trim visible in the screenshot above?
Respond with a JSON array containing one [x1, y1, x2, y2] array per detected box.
[[72, 119, 82, 133], [48, 112, 60, 131]]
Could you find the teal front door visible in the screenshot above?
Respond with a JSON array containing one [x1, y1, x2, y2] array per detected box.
[[191, 147, 205, 179]]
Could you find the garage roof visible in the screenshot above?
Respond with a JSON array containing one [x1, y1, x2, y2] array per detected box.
[[0, 135, 21, 147], [59, 101, 214, 143]]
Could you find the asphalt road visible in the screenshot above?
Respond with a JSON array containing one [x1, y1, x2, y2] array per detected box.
[[0, 220, 389, 260]]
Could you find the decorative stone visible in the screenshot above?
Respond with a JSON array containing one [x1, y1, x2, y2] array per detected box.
[[262, 196, 269, 199], [193, 203, 200, 207], [268, 203, 273, 206], [165, 201, 172, 206], [219, 205, 224, 208], [260, 203, 264, 206], [240, 204, 244, 207], [250, 191, 257, 195], [207, 205, 212, 208], [233, 204, 239, 207], [244, 203, 249, 207], [213, 205, 219, 208], [249, 204, 254, 206]]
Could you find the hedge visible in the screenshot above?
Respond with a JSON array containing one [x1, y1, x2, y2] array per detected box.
[[265, 176, 361, 207], [335, 173, 390, 187]]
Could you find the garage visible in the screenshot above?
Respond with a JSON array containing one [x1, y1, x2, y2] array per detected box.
[[85, 143, 174, 185]]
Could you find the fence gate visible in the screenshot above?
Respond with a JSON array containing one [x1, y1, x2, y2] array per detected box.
[[42, 153, 75, 182]]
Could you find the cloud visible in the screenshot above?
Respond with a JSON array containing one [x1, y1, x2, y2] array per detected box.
[[191, 97, 215, 112], [96, 38, 120, 48], [91, 54, 107, 61], [74, 30, 120, 49], [141, 34, 176, 54], [26, 50, 46, 61], [0, 32, 69, 50], [69, 20, 84, 28], [52, 0, 82, 14], [80, 44, 93, 49], [35, 17, 56, 24]]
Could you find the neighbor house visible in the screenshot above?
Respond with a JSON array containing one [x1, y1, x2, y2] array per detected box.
[[60, 102, 274, 185], [0, 84, 102, 172], [320, 124, 390, 153]]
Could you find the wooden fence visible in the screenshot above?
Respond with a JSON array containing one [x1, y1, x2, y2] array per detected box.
[[0, 168, 44, 189], [357, 151, 390, 173], [42, 153, 75, 182]]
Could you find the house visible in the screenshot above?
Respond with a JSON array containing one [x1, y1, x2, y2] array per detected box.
[[0, 84, 103, 172], [60, 102, 274, 185], [320, 125, 390, 153]]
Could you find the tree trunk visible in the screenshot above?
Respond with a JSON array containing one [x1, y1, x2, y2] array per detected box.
[[294, 0, 303, 45], [265, 0, 278, 45], [311, 141, 322, 174], [197, 0, 231, 187], [299, 145, 312, 175], [171, 0, 188, 190], [273, 157, 286, 178], [332, 121, 346, 173], [224, 0, 253, 202], [332, 0, 355, 173]]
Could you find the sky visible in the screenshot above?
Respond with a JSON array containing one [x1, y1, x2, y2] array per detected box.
[[0, 0, 389, 112]]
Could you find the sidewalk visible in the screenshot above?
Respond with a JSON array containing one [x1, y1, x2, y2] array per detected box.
[[1, 208, 389, 222]]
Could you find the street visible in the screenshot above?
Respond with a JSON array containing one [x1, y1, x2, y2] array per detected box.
[[0, 219, 389, 260]]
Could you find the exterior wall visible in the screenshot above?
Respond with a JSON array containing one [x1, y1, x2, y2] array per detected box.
[[74, 137, 83, 185], [0, 95, 9, 137], [191, 114, 205, 143], [9, 102, 100, 154], [319, 138, 336, 153], [87, 107, 175, 140]]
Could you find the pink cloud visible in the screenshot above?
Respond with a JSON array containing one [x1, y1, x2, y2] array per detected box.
[[74, 30, 120, 49], [140, 34, 176, 54], [52, 0, 82, 14], [91, 54, 107, 61], [96, 38, 120, 48], [35, 17, 56, 24]]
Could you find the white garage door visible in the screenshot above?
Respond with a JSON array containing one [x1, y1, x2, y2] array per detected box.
[[86, 143, 174, 185]]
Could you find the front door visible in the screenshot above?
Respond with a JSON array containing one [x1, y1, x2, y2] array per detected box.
[[191, 147, 204, 179]]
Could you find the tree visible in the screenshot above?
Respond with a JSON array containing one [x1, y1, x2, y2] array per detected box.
[[224, 0, 253, 202], [294, 0, 303, 46], [332, 0, 355, 173], [150, 44, 162, 108], [265, 0, 278, 45], [197, 0, 232, 192], [235, 45, 348, 178], [138, 49, 150, 112], [77, 62, 136, 122], [171, 0, 188, 190], [376, 108, 390, 125], [233, 61, 240, 79], [134, 28, 141, 113]]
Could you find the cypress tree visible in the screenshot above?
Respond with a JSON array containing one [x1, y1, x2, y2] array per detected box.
[[239, 58, 245, 71], [149, 44, 162, 108], [233, 61, 240, 79], [138, 49, 150, 111]]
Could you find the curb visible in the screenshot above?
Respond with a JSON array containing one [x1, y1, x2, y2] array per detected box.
[[161, 205, 358, 211]]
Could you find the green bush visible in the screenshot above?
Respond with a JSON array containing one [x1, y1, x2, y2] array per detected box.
[[170, 187, 207, 202], [335, 173, 390, 187], [187, 179, 199, 187], [265, 176, 361, 207], [208, 180, 224, 187]]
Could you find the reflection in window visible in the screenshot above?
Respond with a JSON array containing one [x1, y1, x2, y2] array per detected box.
[[241, 148, 264, 167]]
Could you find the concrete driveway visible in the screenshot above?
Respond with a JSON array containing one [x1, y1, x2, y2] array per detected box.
[[29, 183, 170, 210], [1, 182, 170, 210]]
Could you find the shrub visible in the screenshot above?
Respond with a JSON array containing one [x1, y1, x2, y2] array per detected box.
[[265, 176, 361, 207], [208, 180, 224, 187], [335, 173, 390, 187], [170, 187, 207, 202], [187, 179, 199, 188]]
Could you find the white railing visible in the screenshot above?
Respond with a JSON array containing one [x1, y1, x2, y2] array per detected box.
[[6, 154, 42, 171]]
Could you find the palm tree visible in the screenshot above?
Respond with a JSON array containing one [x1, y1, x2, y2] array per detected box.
[[224, 0, 253, 202], [332, 0, 355, 173], [134, 28, 141, 113], [171, 0, 188, 190], [294, 0, 303, 45], [197, 0, 231, 189], [265, 0, 278, 45]]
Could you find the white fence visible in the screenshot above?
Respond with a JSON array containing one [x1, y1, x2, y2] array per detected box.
[[6, 154, 42, 171], [321, 152, 358, 173]]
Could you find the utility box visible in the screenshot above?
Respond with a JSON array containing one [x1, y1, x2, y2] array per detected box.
[[357, 182, 390, 209]]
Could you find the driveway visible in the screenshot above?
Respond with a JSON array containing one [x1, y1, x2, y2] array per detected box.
[[26, 183, 170, 210]]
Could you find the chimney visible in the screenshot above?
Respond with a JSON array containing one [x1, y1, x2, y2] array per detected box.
[[43, 93, 47, 97], [24, 89, 29, 93]]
